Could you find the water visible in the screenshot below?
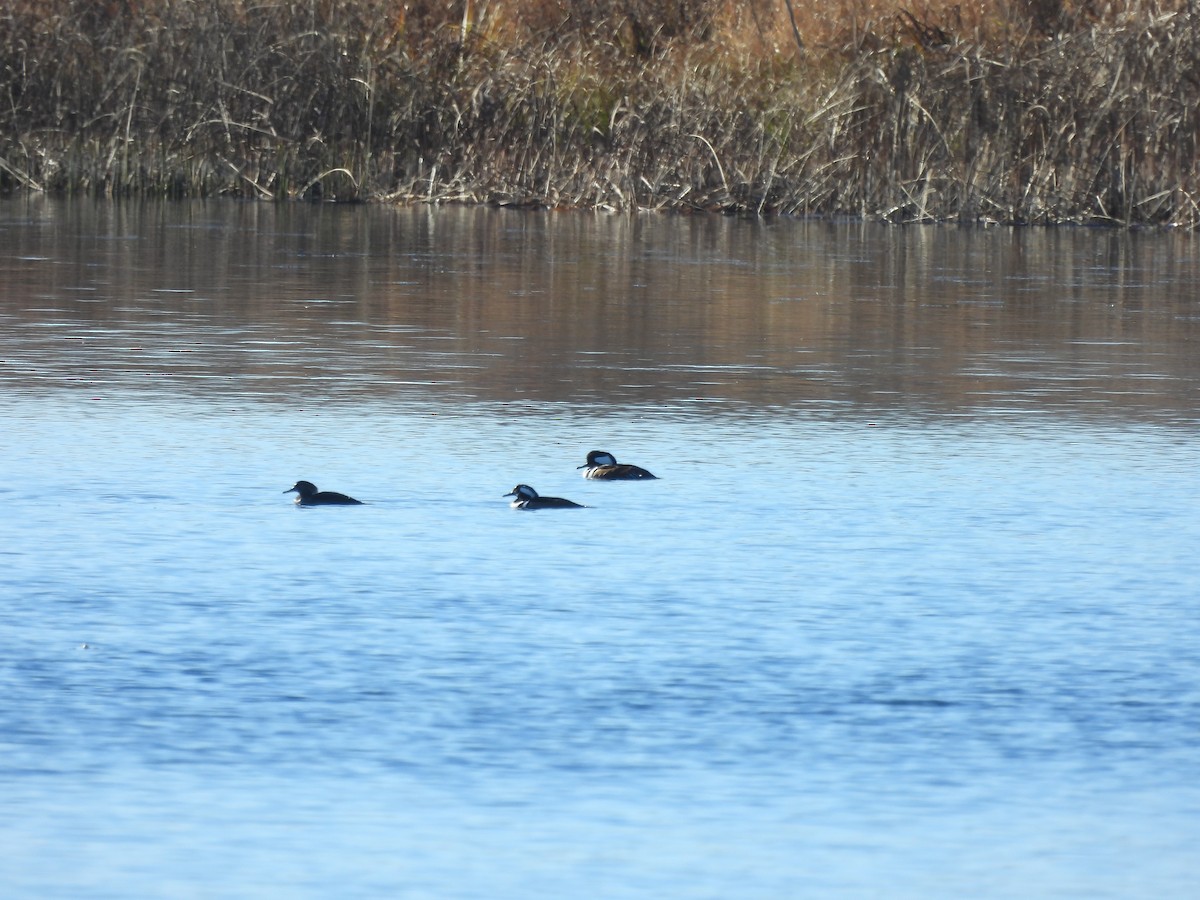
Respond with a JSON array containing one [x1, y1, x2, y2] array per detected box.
[[2, 199, 1199, 898]]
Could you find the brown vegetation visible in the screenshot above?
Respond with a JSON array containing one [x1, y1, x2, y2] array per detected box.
[[1, 0, 1198, 224]]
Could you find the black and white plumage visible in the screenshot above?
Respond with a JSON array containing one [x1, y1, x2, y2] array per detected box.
[[577, 450, 657, 480], [503, 484, 584, 510]]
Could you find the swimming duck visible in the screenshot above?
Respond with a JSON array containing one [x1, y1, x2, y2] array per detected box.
[[577, 450, 657, 480], [284, 480, 363, 506], [504, 484, 584, 510]]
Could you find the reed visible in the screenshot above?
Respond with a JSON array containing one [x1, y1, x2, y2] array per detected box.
[[1, 0, 1197, 224]]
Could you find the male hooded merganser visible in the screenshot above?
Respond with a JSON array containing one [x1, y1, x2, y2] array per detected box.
[[284, 480, 363, 506], [577, 450, 657, 480], [503, 484, 584, 510]]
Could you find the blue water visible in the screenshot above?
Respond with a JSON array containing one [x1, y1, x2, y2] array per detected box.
[[2, 201, 1200, 897], [5, 401, 1198, 898]]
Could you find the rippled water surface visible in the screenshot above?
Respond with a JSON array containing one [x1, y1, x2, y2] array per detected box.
[[2, 199, 1199, 898]]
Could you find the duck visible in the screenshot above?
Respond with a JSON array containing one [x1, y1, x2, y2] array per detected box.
[[577, 450, 657, 480], [504, 484, 584, 510], [284, 480, 363, 506]]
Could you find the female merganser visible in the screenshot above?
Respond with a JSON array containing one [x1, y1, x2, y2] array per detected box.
[[284, 480, 363, 506]]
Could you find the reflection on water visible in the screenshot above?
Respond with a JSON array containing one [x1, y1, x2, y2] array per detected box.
[[2, 197, 1199, 420], [2, 199, 1199, 899]]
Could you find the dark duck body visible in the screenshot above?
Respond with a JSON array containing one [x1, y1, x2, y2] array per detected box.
[[504, 484, 584, 510], [577, 450, 657, 480], [285, 480, 363, 506]]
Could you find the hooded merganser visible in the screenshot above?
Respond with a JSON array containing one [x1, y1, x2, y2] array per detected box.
[[284, 480, 363, 506], [577, 450, 657, 480], [503, 484, 585, 510]]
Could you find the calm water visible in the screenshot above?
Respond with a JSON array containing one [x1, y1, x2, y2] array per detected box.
[[2, 199, 1199, 898]]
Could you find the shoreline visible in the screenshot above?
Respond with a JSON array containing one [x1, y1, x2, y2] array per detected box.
[[3, 1, 1197, 226]]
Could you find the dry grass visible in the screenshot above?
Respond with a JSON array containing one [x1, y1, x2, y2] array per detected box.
[[1, 0, 1198, 224]]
